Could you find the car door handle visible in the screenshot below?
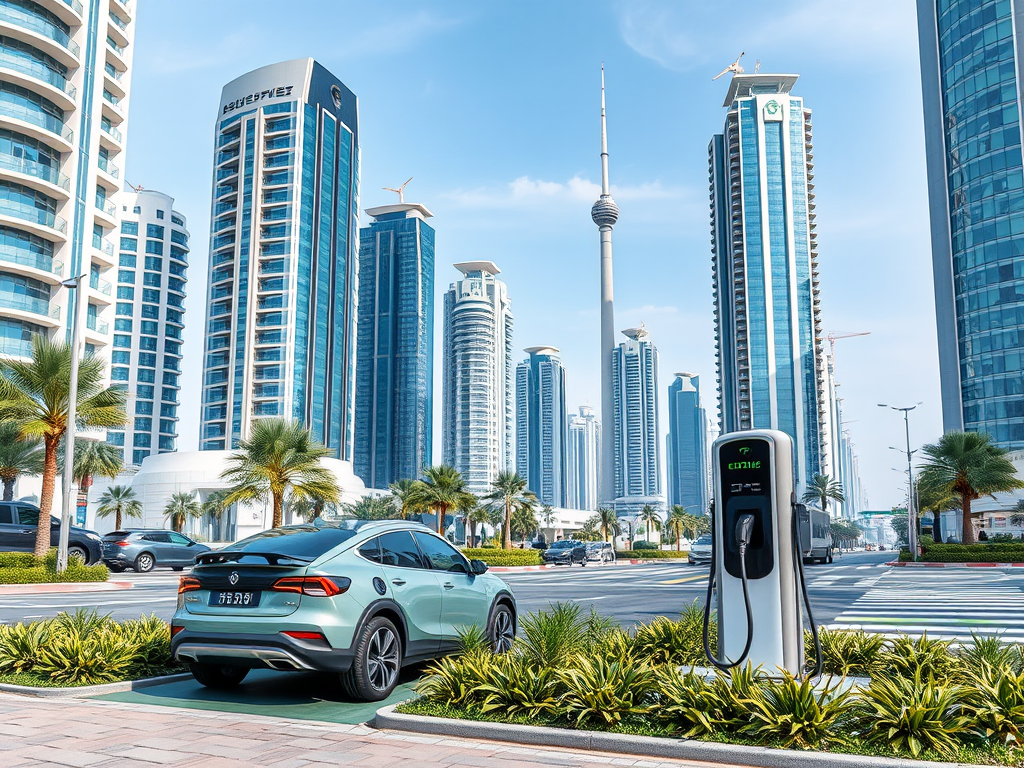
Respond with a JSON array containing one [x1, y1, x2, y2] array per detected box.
[[391, 579, 406, 586], [443, 582, 455, 590]]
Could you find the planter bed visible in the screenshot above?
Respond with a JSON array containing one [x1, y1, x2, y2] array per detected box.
[[0, 669, 189, 697]]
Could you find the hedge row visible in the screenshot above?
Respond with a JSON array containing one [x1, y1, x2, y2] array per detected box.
[[616, 550, 689, 559], [0, 550, 108, 584], [461, 548, 543, 567]]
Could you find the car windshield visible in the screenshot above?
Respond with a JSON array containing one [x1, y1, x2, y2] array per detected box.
[[694, 535, 712, 545], [102, 532, 131, 541], [549, 540, 575, 549], [586, 543, 603, 550], [226, 522, 362, 562]]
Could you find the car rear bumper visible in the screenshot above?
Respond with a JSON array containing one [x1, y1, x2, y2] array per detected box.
[[171, 629, 354, 673]]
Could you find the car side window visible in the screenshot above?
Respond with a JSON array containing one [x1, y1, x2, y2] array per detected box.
[[378, 531, 424, 569], [144, 532, 171, 543], [0, 504, 12, 524], [412, 532, 468, 573], [167, 533, 190, 545], [358, 537, 383, 563], [16, 506, 39, 526]]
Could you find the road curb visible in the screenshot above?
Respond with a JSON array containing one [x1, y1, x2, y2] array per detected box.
[[0, 580, 134, 595], [886, 561, 1024, 568], [373, 704, 977, 768], [0, 672, 191, 698], [487, 559, 689, 572]]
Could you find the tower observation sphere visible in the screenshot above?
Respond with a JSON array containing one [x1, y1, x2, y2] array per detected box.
[[591, 196, 620, 228]]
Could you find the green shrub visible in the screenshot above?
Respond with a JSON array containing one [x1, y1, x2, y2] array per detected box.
[[962, 633, 1023, 674], [415, 651, 494, 708], [813, 628, 884, 677], [633, 603, 708, 667], [35, 627, 136, 685], [875, 634, 961, 680], [709, 663, 763, 734], [742, 671, 854, 749], [911, 542, 1024, 563], [0, 621, 47, 673], [121, 614, 173, 674], [0, 550, 108, 584], [455, 624, 490, 655], [558, 656, 658, 727], [476, 654, 560, 718], [517, 602, 587, 667], [615, 550, 688, 559], [851, 669, 970, 757], [657, 668, 726, 737], [965, 662, 1024, 745], [630, 541, 659, 550], [460, 548, 542, 567], [0, 553, 39, 568]]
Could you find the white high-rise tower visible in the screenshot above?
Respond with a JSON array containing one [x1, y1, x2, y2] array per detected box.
[[591, 65, 618, 507]]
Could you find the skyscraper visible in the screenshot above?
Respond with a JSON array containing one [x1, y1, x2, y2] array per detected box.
[[918, 1, 1024, 447], [567, 404, 600, 511], [709, 72, 826, 494], [611, 325, 662, 515], [107, 190, 187, 467], [591, 66, 619, 508], [199, 59, 359, 458], [353, 196, 434, 489], [0, 0, 135, 360], [666, 373, 708, 515], [441, 261, 514, 495], [515, 346, 567, 506]]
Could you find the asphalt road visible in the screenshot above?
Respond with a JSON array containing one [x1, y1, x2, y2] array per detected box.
[[0, 549, 899, 628]]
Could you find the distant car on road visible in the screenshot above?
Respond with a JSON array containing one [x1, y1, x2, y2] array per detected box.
[[171, 519, 515, 702], [0, 501, 102, 564], [586, 541, 615, 563], [688, 534, 713, 565], [542, 539, 588, 566], [103, 529, 211, 572]]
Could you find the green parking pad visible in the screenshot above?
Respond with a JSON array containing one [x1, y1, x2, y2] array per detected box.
[[95, 668, 420, 724]]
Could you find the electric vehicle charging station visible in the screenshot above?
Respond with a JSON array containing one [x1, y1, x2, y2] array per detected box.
[[703, 429, 817, 677]]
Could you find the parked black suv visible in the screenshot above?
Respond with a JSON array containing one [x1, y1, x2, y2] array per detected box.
[[542, 539, 588, 566], [0, 501, 103, 564]]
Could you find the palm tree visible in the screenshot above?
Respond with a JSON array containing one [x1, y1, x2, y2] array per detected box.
[[96, 485, 142, 531], [484, 471, 536, 549], [287, 492, 338, 523], [165, 492, 202, 533], [200, 489, 232, 540], [388, 478, 422, 520], [510, 505, 538, 545], [0, 421, 43, 501], [596, 507, 620, 543], [666, 506, 689, 551], [410, 465, 476, 535], [60, 439, 123, 509], [637, 504, 662, 544], [220, 419, 340, 529], [465, 504, 491, 548], [802, 474, 846, 512], [916, 474, 959, 543], [1010, 499, 1024, 530], [917, 431, 1024, 545], [0, 336, 127, 557], [343, 494, 396, 520]]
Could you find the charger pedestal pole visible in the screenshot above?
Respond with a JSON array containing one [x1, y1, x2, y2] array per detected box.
[[712, 429, 803, 675]]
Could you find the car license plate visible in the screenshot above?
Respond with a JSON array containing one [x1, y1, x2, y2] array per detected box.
[[209, 591, 260, 607]]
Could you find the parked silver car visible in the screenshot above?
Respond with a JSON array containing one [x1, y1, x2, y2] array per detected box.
[[687, 534, 713, 565], [585, 541, 615, 563], [102, 529, 210, 572]]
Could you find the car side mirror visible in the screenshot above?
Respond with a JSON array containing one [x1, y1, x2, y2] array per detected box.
[[187, 541, 196, 546], [470, 559, 488, 575]]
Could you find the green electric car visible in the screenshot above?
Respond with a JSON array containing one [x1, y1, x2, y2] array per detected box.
[[171, 519, 516, 701]]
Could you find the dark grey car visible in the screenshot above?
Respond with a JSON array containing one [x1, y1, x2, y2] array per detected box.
[[0, 501, 102, 564], [102, 529, 211, 572]]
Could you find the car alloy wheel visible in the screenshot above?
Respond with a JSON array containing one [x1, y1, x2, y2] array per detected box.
[[134, 553, 155, 573], [491, 606, 515, 653], [366, 626, 399, 692], [68, 545, 89, 564]]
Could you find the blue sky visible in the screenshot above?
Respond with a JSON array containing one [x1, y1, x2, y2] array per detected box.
[[125, 0, 935, 508]]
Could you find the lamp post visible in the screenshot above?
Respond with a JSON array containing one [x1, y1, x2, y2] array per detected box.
[[879, 403, 921, 561], [57, 274, 88, 573]]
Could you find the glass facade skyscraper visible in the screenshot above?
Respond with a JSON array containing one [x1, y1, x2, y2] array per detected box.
[[0, 0, 134, 361], [709, 73, 826, 494], [199, 59, 359, 459], [353, 201, 434, 488], [918, 0, 1024, 447], [107, 190, 187, 467], [441, 261, 514, 495], [611, 325, 662, 515], [666, 373, 708, 515], [515, 346, 567, 506], [567, 404, 600, 511]]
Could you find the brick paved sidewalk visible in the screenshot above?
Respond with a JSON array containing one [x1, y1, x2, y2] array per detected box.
[[0, 693, 728, 768]]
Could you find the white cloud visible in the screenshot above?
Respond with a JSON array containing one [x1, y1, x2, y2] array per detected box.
[[442, 175, 686, 209]]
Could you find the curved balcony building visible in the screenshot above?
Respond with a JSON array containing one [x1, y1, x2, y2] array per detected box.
[[0, 0, 134, 360]]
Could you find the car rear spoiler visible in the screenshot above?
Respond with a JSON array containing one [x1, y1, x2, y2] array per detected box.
[[194, 550, 313, 566]]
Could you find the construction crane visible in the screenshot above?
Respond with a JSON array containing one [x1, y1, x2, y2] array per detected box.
[[827, 331, 870, 359], [126, 181, 145, 193]]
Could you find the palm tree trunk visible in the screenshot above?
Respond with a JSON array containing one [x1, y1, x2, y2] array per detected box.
[[962, 494, 975, 545], [34, 435, 60, 558], [437, 504, 446, 534], [502, 501, 512, 549], [468, 519, 476, 548], [1, 475, 13, 502], [272, 491, 283, 529], [676, 532, 681, 552], [115, 508, 122, 530]]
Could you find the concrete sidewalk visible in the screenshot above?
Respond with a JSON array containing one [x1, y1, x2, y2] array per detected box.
[[0, 692, 726, 768]]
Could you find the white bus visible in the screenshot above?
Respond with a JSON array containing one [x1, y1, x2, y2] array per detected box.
[[798, 505, 833, 564]]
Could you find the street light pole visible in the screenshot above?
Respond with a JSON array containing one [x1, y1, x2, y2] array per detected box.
[[879, 403, 921, 562], [57, 274, 87, 573]]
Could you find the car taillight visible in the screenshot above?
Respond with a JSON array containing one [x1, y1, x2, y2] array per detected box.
[[271, 576, 351, 597], [178, 576, 201, 593], [113, 540, 131, 547], [170, 625, 185, 636], [282, 630, 327, 642]]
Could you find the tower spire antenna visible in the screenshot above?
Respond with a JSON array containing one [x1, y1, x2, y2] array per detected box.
[[600, 63, 610, 196]]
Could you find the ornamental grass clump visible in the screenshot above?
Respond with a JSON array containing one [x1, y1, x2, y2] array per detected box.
[[476, 654, 561, 718], [874, 633, 961, 681], [516, 602, 588, 667], [557, 656, 658, 727], [964, 662, 1024, 745], [0, 620, 47, 673], [814, 628, 884, 677], [415, 651, 495, 709], [741, 671, 854, 749], [656, 668, 728, 737], [962, 633, 1024, 675]]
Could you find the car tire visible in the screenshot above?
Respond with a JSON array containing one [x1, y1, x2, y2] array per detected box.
[[341, 615, 402, 702], [134, 552, 155, 573], [826, 551, 834, 564], [108, 563, 125, 573], [189, 662, 248, 689], [488, 603, 515, 653], [67, 545, 90, 564], [580, 559, 586, 567], [172, 567, 184, 572]]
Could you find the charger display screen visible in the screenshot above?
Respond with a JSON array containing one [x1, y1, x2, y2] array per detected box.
[[719, 438, 774, 579]]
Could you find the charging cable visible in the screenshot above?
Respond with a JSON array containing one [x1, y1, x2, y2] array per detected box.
[[702, 513, 756, 671], [792, 505, 823, 678]]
